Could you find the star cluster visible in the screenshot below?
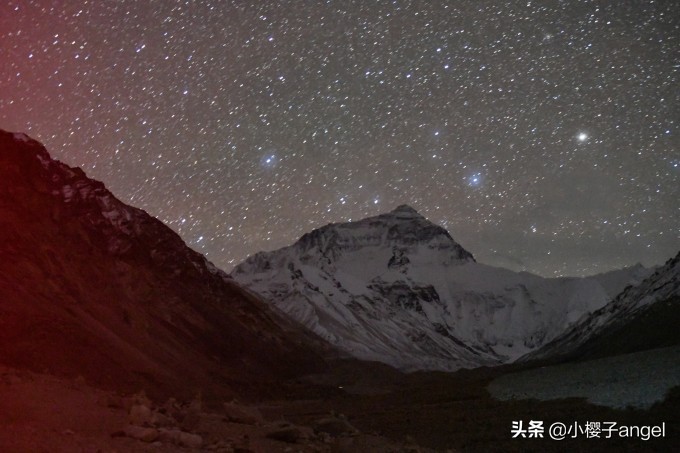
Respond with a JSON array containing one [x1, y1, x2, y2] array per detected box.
[[2, 1, 678, 276]]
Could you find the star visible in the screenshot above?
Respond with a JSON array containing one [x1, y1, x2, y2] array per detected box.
[[467, 173, 483, 187], [261, 154, 278, 168]]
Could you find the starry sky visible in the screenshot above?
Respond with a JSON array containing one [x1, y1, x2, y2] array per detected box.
[[2, 1, 678, 277]]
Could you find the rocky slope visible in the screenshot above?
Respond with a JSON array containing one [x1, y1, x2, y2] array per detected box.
[[232, 205, 651, 371], [0, 129, 328, 400]]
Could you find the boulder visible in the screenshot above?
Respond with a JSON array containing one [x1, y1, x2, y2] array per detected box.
[[124, 425, 159, 442], [313, 416, 358, 436], [158, 428, 203, 448], [222, 401, 264, 425], [129, 404, 153, 426], [265, 424, 305, 444]]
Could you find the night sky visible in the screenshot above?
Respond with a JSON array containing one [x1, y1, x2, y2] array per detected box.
[[2, 1, 678, 277]]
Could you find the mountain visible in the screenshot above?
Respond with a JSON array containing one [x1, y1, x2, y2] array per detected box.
[[232, 205, 650, 371], [0, 130, 327, 399], [521, 251, 680, 363], [589, 262, 655, 299]]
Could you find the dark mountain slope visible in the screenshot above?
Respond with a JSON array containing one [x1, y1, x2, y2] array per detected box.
[[0, 130, 328, 400]]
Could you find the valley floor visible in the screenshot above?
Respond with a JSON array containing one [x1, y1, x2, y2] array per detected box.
[[276, 350, 679, 452], [1, 349, 678, 452], [0, 363, 426, 453]]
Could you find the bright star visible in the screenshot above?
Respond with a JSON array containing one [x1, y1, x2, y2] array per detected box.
[[467, 173, 482, 187], [260, 154, 278, 168]]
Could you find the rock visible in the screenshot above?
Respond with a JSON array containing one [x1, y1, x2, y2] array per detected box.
[[188, 393, 203, 412], [205, 440, 234, 451], [334, 436, 356, 450], [312, 416, 358, 436], [179, 409, 202, 431], [232, 434, 252, 452], [265, 425, 304, 444], [100, 393, 124, 409], [163, 397, 184, 420], [222, 401, 264, 425], [158, 428, 203, 448], [124, 425, 159, 442], [318, 432, 333, 444], [129, 404, 153, 426], [125, 391, 152, 411], [158, 428, 180, 444], [177, 431, 203, 449], [163, 397, 179, 411], [151, 410, 176, 427]]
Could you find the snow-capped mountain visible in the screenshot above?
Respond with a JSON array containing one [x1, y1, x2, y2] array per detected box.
[[522, 251, 680, 363], [232, 205, 651, 371]]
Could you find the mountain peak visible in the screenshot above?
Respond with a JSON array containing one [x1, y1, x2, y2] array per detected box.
[[233, 207, 652, 372], [235, 203, 475, 285], [390, 204, 422, 216]]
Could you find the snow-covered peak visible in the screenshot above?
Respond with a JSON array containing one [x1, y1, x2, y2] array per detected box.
[[267, 205, 474, 275], [389, 204, 422, 217], [232, 207, 648, 371]]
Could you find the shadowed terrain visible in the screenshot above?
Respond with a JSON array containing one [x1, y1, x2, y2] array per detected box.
[[0, 129, 330, 401]]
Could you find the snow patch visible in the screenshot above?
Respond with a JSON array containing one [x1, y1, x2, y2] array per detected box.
[[13, 132, 30, 143]]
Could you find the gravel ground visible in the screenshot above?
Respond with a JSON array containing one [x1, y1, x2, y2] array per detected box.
[[488, 345, 680, 409]]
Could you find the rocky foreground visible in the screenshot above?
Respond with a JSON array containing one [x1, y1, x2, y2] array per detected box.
[[4, 357, 678, 453], [0, 363, 432, 453]]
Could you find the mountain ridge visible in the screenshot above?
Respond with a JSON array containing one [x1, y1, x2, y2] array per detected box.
[[0, 129, 329, 400], [520, 251, 680, 363]]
